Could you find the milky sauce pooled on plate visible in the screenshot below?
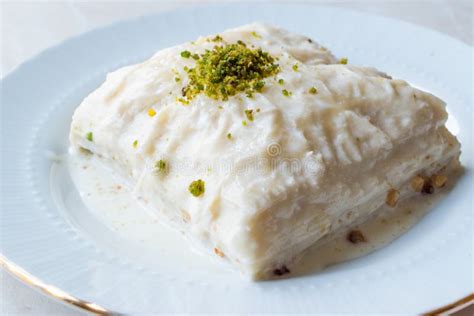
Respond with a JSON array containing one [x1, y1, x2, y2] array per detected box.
[[60, 148, 458, 277]]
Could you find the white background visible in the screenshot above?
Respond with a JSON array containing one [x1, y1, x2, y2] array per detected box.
[[1, 0, 472, 314]]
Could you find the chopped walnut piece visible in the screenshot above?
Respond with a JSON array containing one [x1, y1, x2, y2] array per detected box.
[[421, 181, 434, 195], [386, 189, 400, 207], [213, 247, 225, 258], [273, 265, 290, 276], [431, 174, 447, 188], [347, 230, 366, 244], [411, 176, 425, 192]]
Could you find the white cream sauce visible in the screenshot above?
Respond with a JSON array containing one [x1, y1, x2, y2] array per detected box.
[[60, 149, 457, 278]]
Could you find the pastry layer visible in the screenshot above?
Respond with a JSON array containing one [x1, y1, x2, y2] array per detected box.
[[70, 23, 461, 279]]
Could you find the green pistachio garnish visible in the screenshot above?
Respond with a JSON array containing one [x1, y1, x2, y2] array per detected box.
[[227, 133, 232, 140], [242, 120, 248, 126], [133, 140, 138, 148], [282, 89, 292, 97], [182, 43, 279, 101], [189, 179, 205, 197], [251, 31, 262, 39], [176, 97, 190, 105], [155, 159, 167, 173], [278, 78, 284, 85], [180, 50, 191, 58], [253, 80, 265, 92], [175, 77, 181, 82], [339, 58, 348, 64], [79, 147, 92, 155], [244, 109, 254, 121], [212, 35, 223, 42], [86, 132, 93, 142], [309, 87, 318, 94], [292, 64, 299, 71], [192, 54, 200, 60]]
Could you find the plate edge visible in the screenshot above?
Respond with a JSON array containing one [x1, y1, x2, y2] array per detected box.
[[1, 2, 471, 81], [423, 293, 474, 315], [2, 251, 472, 315], [0, 3, 472, 314], [0, 254, 115, 315]]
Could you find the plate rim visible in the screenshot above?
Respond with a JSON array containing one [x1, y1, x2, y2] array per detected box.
[[2, 254, 473, 315], [0, 2, 472, 314], [0, 255, 112, 315], [1, 2, 471, 80]]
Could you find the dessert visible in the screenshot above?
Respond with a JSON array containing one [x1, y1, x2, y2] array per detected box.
[[69, 23, 461, 279]]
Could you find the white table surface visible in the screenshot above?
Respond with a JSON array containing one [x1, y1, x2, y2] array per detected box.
[[1, 0, 472, 314]]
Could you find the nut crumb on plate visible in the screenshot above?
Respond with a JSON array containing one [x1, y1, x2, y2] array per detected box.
[[386, 189, 400, 207], [347, 230, 366, 244], [213, 247, 225, 257], [431, 174, 447, 188], [273, 265, 290, 276], [411, 176, 425, 192]]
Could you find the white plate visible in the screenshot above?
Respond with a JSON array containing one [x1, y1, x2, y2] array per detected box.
[[1, 3, 472, 314]]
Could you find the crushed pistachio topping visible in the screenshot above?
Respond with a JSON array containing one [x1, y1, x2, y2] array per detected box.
[[309, 87, 318, 94], [188, 179, 205, 197], [79, 147, 92, 155], [251, 31, 262, 39], [282, 89, 292, 97], [278, 78, 284, 85], [180, 50, 191, 58], [253, 80, 265, 92], [176, 97, 190, 105], [218, 105, 223, 110], [292, 63, 299, 71], [182, 43, 279, 101], [256, 108, 261, 112], [227, 133, 232, 140], [132, 140, 138, 148], [244, 109, 254, 121], [148, 108, 156, 117], [212, 35, 223, 42], [86, 132, 93, 142], [339, 57, 348, 64], [175, 77, 181, 82], [155, 159, 167, 173], [242, 120, 248, 126]]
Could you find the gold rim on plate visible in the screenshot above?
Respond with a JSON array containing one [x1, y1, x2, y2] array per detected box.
[[424, 293, 474, 315], [1, 253, 472, 314], [0, 255, 113, 315]]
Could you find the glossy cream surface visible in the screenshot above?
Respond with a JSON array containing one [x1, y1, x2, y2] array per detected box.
[[70, 23, 460, 278]]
